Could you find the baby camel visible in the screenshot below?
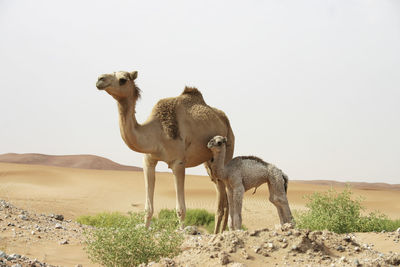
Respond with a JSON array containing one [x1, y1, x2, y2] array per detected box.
[[207, 136, 293, 230]]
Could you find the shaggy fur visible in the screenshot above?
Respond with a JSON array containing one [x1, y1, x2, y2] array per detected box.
[[153, 98, 180, 140], [152, 87, 208, 140]]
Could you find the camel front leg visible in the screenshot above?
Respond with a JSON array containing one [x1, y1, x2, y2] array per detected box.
[[232, 185, 244, 230], [214, 179, 229, 233], [226, 186, 235, 230], [226, 182, 245, 230], [171, 161, 186, 228], [204, 161, 229, 233], [143, 155, 158, 228]]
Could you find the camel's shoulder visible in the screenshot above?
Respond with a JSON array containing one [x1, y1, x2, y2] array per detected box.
[[151, 97, 179, 140]]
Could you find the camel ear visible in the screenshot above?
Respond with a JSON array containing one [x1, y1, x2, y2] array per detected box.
[[223, 137, 227, 143], [129, 71, 138, 80]]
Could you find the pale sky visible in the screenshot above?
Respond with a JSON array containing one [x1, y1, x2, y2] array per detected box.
[[1, 0, 399, 184]]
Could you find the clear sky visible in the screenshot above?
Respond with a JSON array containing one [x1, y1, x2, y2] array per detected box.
[[1, 0, 399, 184]]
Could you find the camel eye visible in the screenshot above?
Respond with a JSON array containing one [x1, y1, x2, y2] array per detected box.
[[119, 78, 127, 86]]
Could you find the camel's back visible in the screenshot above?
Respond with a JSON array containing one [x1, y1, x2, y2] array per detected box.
[[226, 156, 272, 191]]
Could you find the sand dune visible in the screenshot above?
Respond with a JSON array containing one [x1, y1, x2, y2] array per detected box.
[[1, 160, 400, 266], [1, 161, 399, 227], [0, 153, 142, 172]]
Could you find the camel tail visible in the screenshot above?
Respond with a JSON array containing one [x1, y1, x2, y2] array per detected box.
[[282, 173, 289, 193]]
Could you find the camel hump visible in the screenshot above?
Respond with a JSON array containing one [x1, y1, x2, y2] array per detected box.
[[181, 87, 206, 103], [182, 86, 202, 96]]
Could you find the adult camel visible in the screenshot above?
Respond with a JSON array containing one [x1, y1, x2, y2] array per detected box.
[[96, 71, 235, 233]]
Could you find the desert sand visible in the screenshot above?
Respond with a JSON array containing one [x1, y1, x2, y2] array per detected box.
[[0, 159, 400, 266]]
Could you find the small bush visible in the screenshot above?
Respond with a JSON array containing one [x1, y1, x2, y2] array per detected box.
[[158, 208, 216, 233], [294, 187, 400, 233], [81, 211, 183, 267], [185, 209, 215, 233], [358, 212, 400, 232]]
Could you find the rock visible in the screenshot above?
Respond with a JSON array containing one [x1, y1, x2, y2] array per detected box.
[[336, 245, 345, 252], [396, 227, 400, 233], [265, 242, 274, 250], [55, 214, 64, 221], [293, 230, 301, 236], [0, 250, 6, 258], [343, 235, 352, 242], [158, 257, 176, 266], [18, 215, 28, 221], [60, 239, 69, 245], [354, 246, 361, 252], [7, 253, 21, 260], [230, 263, 246, 267], [249, 230, 260, 236], [184, 226, 199, 235], [354, 259, 361, 266], [55, 223, 63, 229], [218, 252, 231, 265], [11, 264, 22, 267], [385, 254, 400, 265], [240, 249, 250, 259], [281, 223, 295, 231]]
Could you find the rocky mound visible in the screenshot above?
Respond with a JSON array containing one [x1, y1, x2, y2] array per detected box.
[[163, 225, 400, 267], [0, 153, 142, 172], [1, 199, 400, 267], [0, 200, 88, 267]]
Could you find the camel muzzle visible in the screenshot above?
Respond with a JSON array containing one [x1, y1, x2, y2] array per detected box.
[[96, 80, 107, 90]]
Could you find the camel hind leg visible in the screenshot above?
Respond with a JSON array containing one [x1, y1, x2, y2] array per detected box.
[[267, 174, 293, 224]]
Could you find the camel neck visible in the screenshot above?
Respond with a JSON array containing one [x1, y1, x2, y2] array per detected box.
[[116, 96, 156, 154], [211, 147, 227, 179]]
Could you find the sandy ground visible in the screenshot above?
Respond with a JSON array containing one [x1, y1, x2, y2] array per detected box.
[[0, 162, 399, 266]]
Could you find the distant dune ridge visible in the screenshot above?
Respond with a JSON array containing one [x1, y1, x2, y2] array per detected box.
[[0, 153, 398, 190], [0, 153, 142, 172]]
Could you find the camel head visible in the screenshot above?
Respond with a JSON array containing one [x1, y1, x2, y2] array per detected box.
[[207, 136, 227, 151], [96, 71, 141, 101]]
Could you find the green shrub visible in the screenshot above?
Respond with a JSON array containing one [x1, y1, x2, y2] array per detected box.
[[184, 209, 214, 226], [81, 211, 183, 267], [158, 208, 216, 233], [358, 212, 400, 232], [294, 187, 400, 233]]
